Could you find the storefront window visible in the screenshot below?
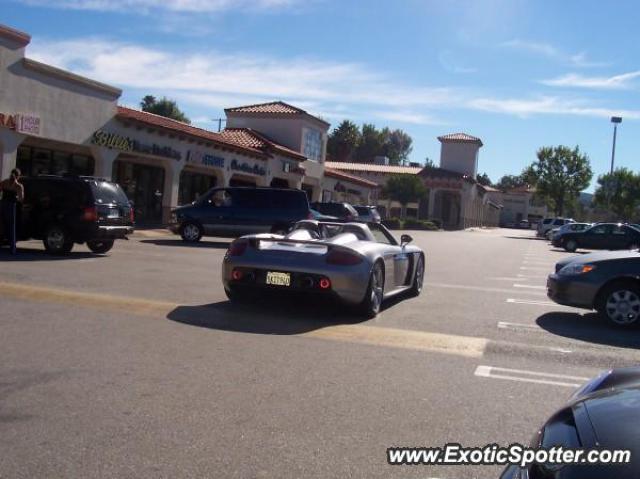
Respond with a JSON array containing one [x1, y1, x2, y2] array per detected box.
[[179, 170, 217, 205], [113, 160, 165, 224], [16, 146, 94, 177]]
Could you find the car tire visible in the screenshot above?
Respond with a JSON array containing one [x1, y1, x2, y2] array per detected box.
[[358, 261, 385, 318], [596, 281, 640, 327], [408, 254, 425, 297], [87, 239, 115, 254], [43, 225, 73, 255], [564, 239, 577, 252], [180, 222, 203, 242]]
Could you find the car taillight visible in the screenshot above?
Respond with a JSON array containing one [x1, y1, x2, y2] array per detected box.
[[326, 249, 362, 265], [83, 206, 98, 222], [228, 241, 248, 257], [129, 207, 135, 223]]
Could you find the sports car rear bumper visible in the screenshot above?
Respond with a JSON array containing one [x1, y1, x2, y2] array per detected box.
[[222, 255, 371, 305]]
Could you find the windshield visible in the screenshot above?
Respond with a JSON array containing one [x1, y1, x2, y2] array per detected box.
[[90, 180, 131, 205]]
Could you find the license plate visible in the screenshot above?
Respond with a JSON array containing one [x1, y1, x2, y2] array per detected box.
[[108, 209, 120, 218], [266, 271, 290, 287]]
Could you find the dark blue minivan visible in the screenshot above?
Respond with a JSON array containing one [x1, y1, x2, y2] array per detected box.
[[170, 187, 311, 242]]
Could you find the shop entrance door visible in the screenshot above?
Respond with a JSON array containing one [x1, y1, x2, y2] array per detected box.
[[113, 161, 165, 224]]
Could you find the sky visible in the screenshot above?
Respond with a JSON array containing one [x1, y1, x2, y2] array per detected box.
[[3, 0, 640, 191]]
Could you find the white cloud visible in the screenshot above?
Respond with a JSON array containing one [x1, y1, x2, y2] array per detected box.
[[501, 39, 607, 68], [28, 36, 638, 124], [13, 0, 300, 13], [469, 96, 640, 119], [541, 71, 640, 89]]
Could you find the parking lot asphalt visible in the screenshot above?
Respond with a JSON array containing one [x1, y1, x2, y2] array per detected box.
[[0, 227, 638, 478]]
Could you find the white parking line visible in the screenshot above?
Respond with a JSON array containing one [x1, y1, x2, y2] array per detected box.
[[506, 298, 556, 306], [497, 321, 540, 331], [474, 365, 589, 388], [512, 284, 546, 290]]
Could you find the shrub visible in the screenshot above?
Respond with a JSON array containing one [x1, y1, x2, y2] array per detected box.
[[382, 217, 403, 229], [403, 218, 439, 231]]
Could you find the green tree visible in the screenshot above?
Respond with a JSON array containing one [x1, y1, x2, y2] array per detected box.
[[495, 174, 526, 191], [593, 168, 640, 220], [354, 123, 386, 162], [327, 120, 360, 162], [476, 172, 492, 187], [383, 128, 413, 165], [526, 145, 593, 216], [140, 95, 191, 124], [382, 174, 427, 217], [423, 157, 436, 168]]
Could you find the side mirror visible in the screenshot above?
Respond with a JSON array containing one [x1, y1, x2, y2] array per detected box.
[[400, 234, 413, 245]]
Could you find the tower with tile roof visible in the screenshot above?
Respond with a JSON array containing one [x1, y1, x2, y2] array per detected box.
[[437, 132, 483, 179]]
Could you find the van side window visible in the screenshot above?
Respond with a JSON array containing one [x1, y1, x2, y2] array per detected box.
[[209, 190, 232, 208]]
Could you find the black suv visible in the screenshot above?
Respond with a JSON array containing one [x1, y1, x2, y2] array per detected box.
[[310, 202, 359, 222], [171, 187, 311, 242], [13, 176, 134, 254]]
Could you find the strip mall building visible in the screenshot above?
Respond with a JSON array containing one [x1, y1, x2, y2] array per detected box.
[[0, 24, 376, 224], [0, 23, 498, 229]]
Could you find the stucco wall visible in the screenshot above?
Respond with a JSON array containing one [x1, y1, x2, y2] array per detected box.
[[439, 142, 479, 178]]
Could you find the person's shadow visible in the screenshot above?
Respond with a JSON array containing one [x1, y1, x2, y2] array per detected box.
[[536, 312, 640, 349]]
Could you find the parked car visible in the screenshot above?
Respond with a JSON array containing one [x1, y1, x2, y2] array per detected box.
[[501, 367, 640, 478], [547, 249, 640, 326], [518, 220, 530, 229], [171, 187, 311, 241], [222, 220, 425, 318], [6, 175, 134, 255], [550, 222, 593, 241], [310, 202, 359, 222], [353, 205, 382, 223], [537, 217, 575, 237], [553, 223, 640, 252]]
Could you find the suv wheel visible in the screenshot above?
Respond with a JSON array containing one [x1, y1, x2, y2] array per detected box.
[[564, 239, 577, 252], [596, 282, 640, 327], [87, 239, 115, 254], [180, 222, 203, 242], [43, 225, 73, 255]]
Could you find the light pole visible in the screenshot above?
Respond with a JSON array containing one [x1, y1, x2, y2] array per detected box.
[[610, 116, 622, 174]]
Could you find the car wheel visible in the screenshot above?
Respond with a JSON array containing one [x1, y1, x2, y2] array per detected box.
[[87, 239, 115, 254], [408, 255, 425, 297], [564, 239, 577, 252], [596, 282, 640, 327], [180, 222, 203, 242], [358, 261, 385, 318], [43, 225, 73, 255]]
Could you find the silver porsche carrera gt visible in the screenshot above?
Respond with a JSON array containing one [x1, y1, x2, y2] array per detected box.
[[222, 220, 425, 317]]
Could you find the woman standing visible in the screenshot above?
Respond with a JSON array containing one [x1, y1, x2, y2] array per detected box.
[[1, 168, 24, 254]]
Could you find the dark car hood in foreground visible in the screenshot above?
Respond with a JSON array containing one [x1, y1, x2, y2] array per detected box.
[[556, 250, 640, 270]]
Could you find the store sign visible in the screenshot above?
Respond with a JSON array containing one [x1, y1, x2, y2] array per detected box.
[[187, 150, 225, 168], [91, 130, 182, 161], [0, 112, 41, 135], [230, 159, 266, 176]]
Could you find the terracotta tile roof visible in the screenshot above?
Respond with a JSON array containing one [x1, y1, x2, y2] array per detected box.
[[116, 106, 267, 159], [437, 132, 483, 146], [324, 161, 423, 175], [225, 101, 305, 115], [481, 185, 500, 192], [220, 128, 307, 161], [225, 101, 330, 126], [324, 168, 378, 188], [0, 23, 31, 46]]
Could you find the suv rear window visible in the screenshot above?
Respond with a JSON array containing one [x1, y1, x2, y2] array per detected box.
[[354, 206, 371, 215], [89, 181, 130, 205]]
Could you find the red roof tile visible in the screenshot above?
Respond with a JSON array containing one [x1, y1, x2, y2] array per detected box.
[[220, 128, 307, 161], [437, 132, 483, 146], [116, 106, 267, 159], [225, 101, 330, 126], [324, 168, 378, 188], [325, 161, 423, 175]]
